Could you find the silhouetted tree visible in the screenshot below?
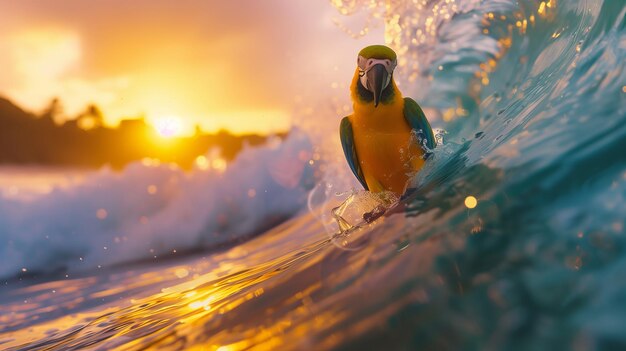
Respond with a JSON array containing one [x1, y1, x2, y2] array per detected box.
[[76, 104, 104, 130], [40, 98, 64, 124], [0, 96, 284, 169]]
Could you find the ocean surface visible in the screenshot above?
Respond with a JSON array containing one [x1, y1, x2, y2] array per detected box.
[[1, 0, 625, 350]]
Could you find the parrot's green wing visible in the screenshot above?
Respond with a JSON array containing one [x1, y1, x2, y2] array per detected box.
[[403, 97, 436, 150], [340, 117, 368, 190]]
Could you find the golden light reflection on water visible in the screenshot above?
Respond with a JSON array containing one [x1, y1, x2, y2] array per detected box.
[[0, 181, 502, 351], [0, 203, 407, 351], [0, 212, 336, 350]]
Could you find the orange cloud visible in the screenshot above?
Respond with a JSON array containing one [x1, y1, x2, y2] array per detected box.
[[0, 0, 384, 134]]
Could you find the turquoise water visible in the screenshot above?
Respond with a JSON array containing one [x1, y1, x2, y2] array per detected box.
[[1, 0, 625, 350]]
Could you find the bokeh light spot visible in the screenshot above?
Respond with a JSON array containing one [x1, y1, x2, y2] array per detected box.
[[96, 208, 108, 219], [465, 196, 478, 209]]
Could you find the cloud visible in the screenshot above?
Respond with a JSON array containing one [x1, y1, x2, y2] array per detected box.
[[9, 28, 80, 80], [0, 0, 383, 133]]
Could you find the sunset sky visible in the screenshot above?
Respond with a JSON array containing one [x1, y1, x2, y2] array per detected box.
[[0, 0, 383, 135]]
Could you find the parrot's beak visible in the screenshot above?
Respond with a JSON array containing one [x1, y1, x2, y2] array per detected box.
[[366, 64, 389, 107]]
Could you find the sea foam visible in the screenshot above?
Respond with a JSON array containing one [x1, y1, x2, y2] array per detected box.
[[0, 130, 314, 278]]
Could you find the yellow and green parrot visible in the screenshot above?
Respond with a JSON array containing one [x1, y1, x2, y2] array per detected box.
[[340, 45, 435, 195]]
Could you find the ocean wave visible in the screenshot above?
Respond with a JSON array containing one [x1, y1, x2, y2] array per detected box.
[[2, 0, 626, 349], [0, 130, 314, 278]]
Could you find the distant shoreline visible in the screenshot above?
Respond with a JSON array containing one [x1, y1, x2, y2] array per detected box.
[[0, 96, 286, 170]]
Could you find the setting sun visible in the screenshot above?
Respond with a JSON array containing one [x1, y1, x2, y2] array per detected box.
[[152, 116, 184, 138]]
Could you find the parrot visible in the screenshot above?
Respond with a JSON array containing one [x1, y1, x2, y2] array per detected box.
[[340, 45, 436, 195]]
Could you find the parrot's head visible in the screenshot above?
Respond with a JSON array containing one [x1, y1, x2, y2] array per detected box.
[[355, 45, 398, 107]]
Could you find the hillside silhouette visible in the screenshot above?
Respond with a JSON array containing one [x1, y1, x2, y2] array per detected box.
[[0, 97, 282, 169]]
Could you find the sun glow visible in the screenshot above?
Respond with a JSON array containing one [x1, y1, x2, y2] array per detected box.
[[152, 116, 184, 138]]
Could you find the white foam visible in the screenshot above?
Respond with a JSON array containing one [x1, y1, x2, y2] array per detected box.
[[0, 130, 314, 277]]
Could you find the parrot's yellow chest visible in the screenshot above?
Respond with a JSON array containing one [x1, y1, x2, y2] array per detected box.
[[349, 95, 426, 194]]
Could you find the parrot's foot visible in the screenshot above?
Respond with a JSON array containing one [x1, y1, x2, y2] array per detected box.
[[363, 205, 386, 223], [384, 202, 406, 217]]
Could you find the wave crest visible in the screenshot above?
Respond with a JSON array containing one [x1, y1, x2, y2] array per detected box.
[[0, 130, 314, 278]]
